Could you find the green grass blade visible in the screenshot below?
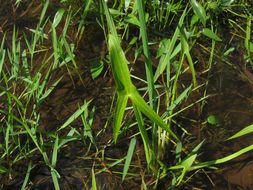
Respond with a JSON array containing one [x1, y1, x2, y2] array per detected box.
[[50, 135, 60, 190], [108, 34, 133, 91], [191, 143, 253, 171], [102, 1, 118, 37], [0, 34, 5, 78], [51, 26, 59, 70], [167, 85, 192, 112], [154, 8, 187, 81], [51, 168, 60, 190], [107, 28, 179, 142], [52, 8, 65, 28], [178, 25, 197, 86], [190, 0, 207, 25], [202, 28, 222, 41], [92, 169, 97, 190], [52, 135, 59, 168], [21, 161, 32, 190], [170, 141, 204, 185], [38, 76, 62, 105], [0, 165, 8, 174], [133, 105, 152, 166], [105, 3, 179, 146], [58, 101, 91, 131], [113, 92, 128, 142], [136, 0, 157, 157], [122, 137, 136, 181], [136, 0, 155, 107], [131, 91, 179, 141], [227, 123, 253, 140], [38, 0, 49, 27]]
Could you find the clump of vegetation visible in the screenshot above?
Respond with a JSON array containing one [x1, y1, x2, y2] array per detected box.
[[0, 0, 253, 189]]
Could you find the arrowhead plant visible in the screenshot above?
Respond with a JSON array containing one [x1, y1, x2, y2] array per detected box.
[[103, 3, 179, 143]]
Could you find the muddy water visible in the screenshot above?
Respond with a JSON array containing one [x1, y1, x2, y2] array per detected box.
[[1, 1, 253, 189], [201, 61, 253, 189]]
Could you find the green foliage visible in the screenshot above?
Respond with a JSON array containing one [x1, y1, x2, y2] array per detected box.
[[1, 0, 253, 189], [227, 123, 253, 140], [122, 137, 137, 181]]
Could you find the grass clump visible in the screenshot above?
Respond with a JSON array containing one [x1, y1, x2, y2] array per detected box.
[[0, 0, 253, 189]]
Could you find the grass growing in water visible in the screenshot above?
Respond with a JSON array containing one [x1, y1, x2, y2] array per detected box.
[[0, 0, 253, 189]]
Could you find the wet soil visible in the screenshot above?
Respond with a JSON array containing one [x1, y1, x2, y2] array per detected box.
[[182, 49, 253, 189], [1, 1, 253, 190]]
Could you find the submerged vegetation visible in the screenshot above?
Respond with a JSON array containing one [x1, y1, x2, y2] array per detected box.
[[0, 0, 253, 189]]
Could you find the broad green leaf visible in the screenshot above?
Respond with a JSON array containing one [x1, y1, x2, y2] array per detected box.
[[175, 142, 182, 162], [27, 28, 48, 39], [58, 135, 79, 149], [249, 42, 253, 52], [109, 8, 123, 16], [104, 1, 179, 145], [122, 137, 137, 181], [62, 38, 77, 67], [202, 28, 222, 41], [124, 14, 140, 27], [170, 43, 182, 59], [227, 123, 253, 140], [137, 0, 155, 109], [190, 0, 207, 25], [81, 106, 96, 145], [38, 0, 49, 27], [190, 14, 199, 27], [108, 34, 133, 91], [157, 39, 170, 58]]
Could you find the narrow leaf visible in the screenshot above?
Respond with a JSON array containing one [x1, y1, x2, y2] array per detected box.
[[154, 9, 187, 81], [190, 0, 207, 25], [122, 137, 137, 181], [113, 93, 128, 142], [92, 169, 97, 190], [0, 165, 8, 174], [133, 105, 152, 166], [91, 60, 104, 79], [131, 91, 179, 141], [58, 101, 91, 131], [227, 123, 253, 140], [191, 143, 253, 170], [52, 8, 65, 28], [202, 28, 222, 41]]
